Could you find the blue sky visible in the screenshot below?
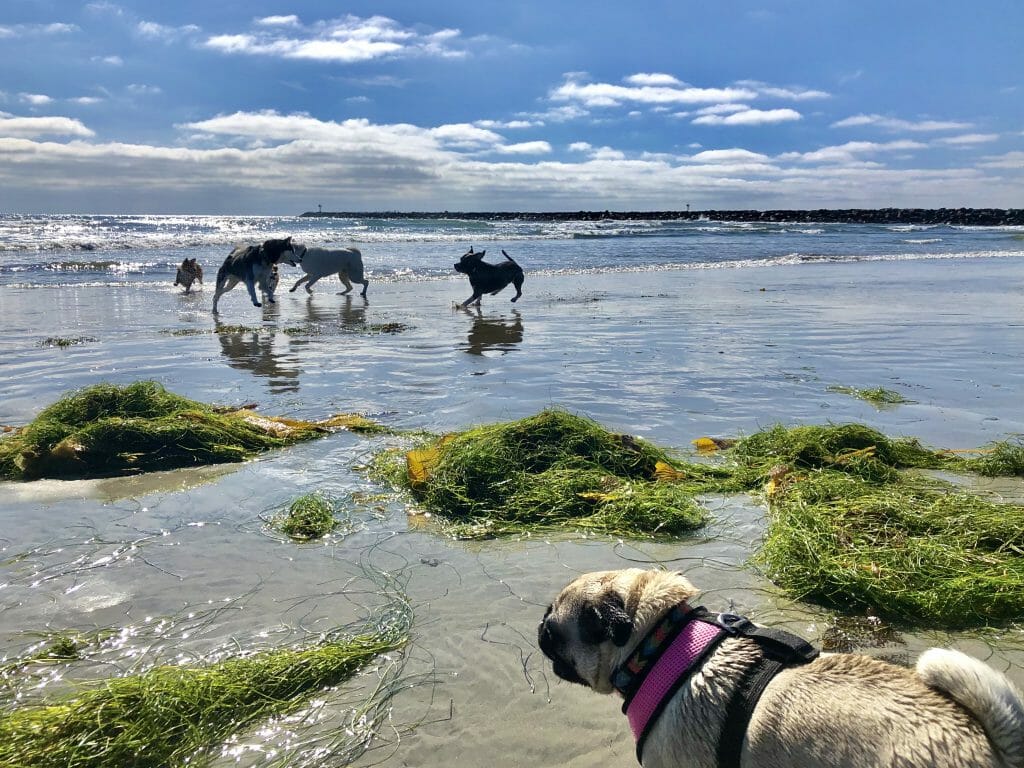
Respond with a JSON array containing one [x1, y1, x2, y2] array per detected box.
[[1, 1, 1022, 214]]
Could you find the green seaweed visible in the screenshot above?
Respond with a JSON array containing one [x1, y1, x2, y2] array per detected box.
[[0, 381, 331, 480]]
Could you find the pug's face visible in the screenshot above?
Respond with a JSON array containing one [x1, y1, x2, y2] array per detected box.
[[537, 568, 699, 694]]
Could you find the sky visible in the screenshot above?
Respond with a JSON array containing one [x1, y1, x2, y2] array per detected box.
[[1, 1, 1022, 214]]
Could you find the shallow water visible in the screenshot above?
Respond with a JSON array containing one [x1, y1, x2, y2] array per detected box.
[[2, 255, 1024, 766]]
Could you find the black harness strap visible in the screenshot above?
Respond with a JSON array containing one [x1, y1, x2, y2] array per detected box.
[[702, 612, 819, 768]]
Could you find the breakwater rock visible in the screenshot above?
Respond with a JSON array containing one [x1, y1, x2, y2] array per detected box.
[[300, 208, 1024, 226]]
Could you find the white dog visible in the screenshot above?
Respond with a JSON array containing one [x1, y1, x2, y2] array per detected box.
[[289, 243, 368, 297]]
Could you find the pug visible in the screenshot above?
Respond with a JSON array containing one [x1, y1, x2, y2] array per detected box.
[[538, 568, 1024, 768]]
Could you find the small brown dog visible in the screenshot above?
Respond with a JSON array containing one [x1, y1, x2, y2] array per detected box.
[[173, 257, 203, 294], [539, 568, 1024, 768]]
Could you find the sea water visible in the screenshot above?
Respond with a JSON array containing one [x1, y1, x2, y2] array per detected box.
[[1, 214, 1023, 767]]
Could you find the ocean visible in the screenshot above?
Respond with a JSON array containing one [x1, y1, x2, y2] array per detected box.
[[1, 213, 1023, 767], [2, 213, 1023, 287]]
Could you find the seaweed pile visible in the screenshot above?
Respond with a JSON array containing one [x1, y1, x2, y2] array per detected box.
[[0, 381, 347, 480], [387, 412, 1024, 628], [399, 409, 724, 538], [727, 424, 1024, 627]]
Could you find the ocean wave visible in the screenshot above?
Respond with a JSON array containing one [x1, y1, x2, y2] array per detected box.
[[902, 238, 943, 244]]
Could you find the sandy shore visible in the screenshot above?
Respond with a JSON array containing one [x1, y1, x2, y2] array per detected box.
[[1, 256, 1023, 766]]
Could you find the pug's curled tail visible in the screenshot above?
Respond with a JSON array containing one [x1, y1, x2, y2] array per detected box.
[[916, 648, 1024, 767]]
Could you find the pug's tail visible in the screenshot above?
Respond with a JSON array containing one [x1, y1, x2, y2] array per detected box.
[[917, 648, 1024, 767], [501, 250, 520, 266]]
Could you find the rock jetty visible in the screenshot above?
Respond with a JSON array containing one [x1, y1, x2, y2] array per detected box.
[[300, 208, 1024, 226]]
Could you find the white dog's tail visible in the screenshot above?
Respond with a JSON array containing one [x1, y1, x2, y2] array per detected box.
[[916, 648, 1024, 767]]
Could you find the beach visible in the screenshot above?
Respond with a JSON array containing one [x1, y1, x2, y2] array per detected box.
[[2, 219, 1024, 766]]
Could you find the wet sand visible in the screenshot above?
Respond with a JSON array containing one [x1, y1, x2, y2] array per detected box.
[[1, 256, 1023, 766]]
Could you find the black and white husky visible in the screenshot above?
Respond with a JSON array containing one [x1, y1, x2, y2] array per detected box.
[[211, 237, 297, 314]]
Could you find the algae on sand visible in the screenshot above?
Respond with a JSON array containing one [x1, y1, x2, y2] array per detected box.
[[397, 409, 711, 538], [0, 611, 410, 768], [0, 381, 338, 481], [758, 469, 1024, 628]]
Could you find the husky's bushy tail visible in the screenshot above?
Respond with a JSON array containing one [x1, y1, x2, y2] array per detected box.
[[917, 648, 1024, 767]]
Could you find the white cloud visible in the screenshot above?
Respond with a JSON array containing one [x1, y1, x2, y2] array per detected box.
[[625, 73, 684, 87], [71, 97, 104, 105], [0, 22, 78, 37], [831, 113, 973, 132], [735, 80, 830, 100], [781, 140, 927, 164], [92, 55, 124, 66], [19, 93, 53, 106], [0, 115, 95, 138], [475, 119, 542, 130], [136, 21, 201, 40], [126, 84, 162, 96], [495, 141, 552, 155], [936, 133, 999, 145], [0, 111, 1019, 212], [692, 108, 801, 126], [203, 14, 465, 63], [551, 77, 756, 108], [979, 151, 1024, 169], [256, 15, 301, 27], [696, 103, 750, 116], [689, 149, 770, 164]]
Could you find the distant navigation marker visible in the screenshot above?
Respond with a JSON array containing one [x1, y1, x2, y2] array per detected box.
[[318, 203, 322, 214]]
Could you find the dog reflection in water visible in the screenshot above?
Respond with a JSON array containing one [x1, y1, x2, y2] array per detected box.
[[461, 307, 523, 356]]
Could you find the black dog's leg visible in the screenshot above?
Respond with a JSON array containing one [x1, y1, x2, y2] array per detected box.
[[461, 292, 482, 308], [245, 269, 261, 307], [511, 276, 523, 302]]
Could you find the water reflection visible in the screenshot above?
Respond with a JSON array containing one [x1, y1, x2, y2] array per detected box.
[[215, 321, 300, 392], [303, 294, 368, 331], [460, 307, 523, 356]]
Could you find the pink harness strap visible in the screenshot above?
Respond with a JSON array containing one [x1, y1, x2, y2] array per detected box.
[[625, 618, 724, 741]]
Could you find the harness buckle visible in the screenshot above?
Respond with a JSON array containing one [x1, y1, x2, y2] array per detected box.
[[714, 612, 749, 634]]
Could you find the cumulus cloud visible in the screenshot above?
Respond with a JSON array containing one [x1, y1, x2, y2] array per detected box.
[[0, 115, 95, 138], [625, 73, 684, 87], [136, 20, 201, 40], [936, 133, 999, 145], [831, 113, 973, 132], [551, 76, 756, 108], [979, 151, 1024, 169], [781, 140, 927, 164], [475, 119, 543, 130], [203, 14, 465, 63], [735, 80, 830, 100], [0, 110, 1018, 213], [689, 148, 770, 163], [256, 15, 300, 27], [692, 108, 801, 126], [19, 93, 54, 106], [0, 22, 78, 37], [495, 141, 552, 155]]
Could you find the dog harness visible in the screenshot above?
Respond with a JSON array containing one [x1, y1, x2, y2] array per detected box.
[[610, 604, 819, 767]]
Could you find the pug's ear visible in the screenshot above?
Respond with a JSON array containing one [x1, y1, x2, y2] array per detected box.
[[579, 593, 633, 646]]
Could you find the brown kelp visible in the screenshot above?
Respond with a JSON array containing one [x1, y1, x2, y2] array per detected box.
[[397, 409, 716, 538], [0, 381, 352, 480]]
